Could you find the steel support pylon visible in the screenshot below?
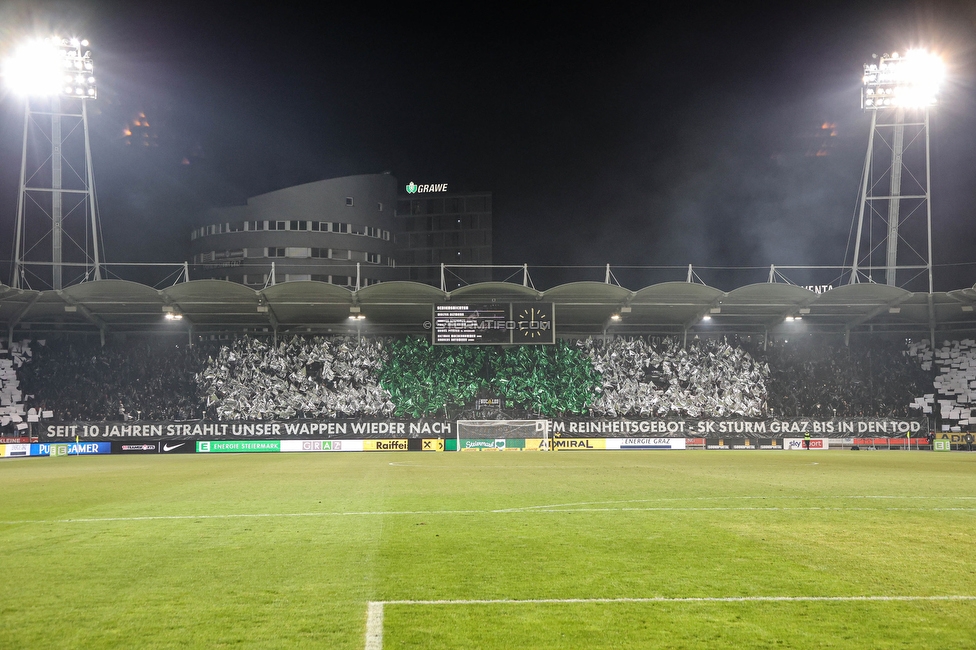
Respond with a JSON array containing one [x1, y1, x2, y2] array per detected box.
[[11, 95, 102, 290], [849, 107, 933, 291]]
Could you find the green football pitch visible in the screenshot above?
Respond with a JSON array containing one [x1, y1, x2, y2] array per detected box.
[[1, 450, 975, 649]]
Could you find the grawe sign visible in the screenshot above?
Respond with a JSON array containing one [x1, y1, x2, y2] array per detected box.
[[405, 182, 448, 194]]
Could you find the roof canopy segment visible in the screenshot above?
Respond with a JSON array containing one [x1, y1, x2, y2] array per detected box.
[[2, 279, 976, 339]]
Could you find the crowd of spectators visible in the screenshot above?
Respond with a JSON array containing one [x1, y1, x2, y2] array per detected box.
[[763, 336, 932, 418], [4, 332, 943, 424], [18, 337, 209, 421], [907, 339, 976, 431], [198, 336, 393, 420], [578, 336, 767, 418], [0, 340, 31, 431]]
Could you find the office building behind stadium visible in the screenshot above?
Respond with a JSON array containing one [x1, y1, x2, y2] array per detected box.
[[395, 184, 493, 287], [189, 174, 399, 289], [189, 174, 492, 289]]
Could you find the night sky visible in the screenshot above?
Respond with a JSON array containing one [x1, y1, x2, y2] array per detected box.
[[1, 1, 975, 290]]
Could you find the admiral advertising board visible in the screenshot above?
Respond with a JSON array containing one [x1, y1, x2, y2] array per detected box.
[[933, 432, 975, 449]]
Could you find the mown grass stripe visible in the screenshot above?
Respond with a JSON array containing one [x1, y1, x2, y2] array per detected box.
[[3, 504, 976, 525], [366, 596, 976, 649]]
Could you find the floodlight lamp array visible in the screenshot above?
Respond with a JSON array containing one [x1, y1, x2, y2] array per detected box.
[[3, 36, 97, 99], [861, 49, 943, 110]]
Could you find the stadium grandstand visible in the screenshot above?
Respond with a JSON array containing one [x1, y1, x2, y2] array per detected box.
[[3, 267, 976, 449]]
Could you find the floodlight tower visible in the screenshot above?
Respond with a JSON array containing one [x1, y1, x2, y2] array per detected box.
[[849, 49, 944, 290], [4, 36, 101, 290]]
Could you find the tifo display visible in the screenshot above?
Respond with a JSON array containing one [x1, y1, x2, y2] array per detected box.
[[2, 334, 974, 449]]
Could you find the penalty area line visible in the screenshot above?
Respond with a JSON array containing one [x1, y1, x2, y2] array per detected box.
[[377, 594, 976, 605], [364, 601, 384, 650], [365, 595, 976, 649]]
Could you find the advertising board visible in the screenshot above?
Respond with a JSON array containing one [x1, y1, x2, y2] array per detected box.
[[278, 439, 365, 452], [784, 438, 828, 450], [32, 442, 111, 456], [551, 438, 606, 450], [196, 440, 280, 453], [605, 438, 687, 450], [109, 441, 200, 454], [111, 442, 158, 454], [158, 440, 196, 454], [363, 440, 410, 451]]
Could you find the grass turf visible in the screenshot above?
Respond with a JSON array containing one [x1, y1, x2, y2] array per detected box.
[[1, 450, 974, 648]]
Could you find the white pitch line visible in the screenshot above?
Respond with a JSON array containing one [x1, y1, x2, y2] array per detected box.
[[364, 601, 384, 650], [378, 594, 976, 605], [495, 494, 976, 512], [2, 504, 976, 525], [0, 510, 483, 524]]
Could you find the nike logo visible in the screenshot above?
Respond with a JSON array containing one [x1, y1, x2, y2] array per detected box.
[[162, 443, 186, 452]]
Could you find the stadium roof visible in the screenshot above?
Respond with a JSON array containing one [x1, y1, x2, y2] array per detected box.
[[2, 279, 976, 340]]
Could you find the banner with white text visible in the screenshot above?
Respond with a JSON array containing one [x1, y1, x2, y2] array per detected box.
[[34, 417, 928, 442]]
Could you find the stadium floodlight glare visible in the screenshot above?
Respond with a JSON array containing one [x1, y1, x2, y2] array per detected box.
[[862, 49, 943, 110], [2, 36, 97, 98], [851, 46, 942, 295], [8, 35, 101, 291]]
